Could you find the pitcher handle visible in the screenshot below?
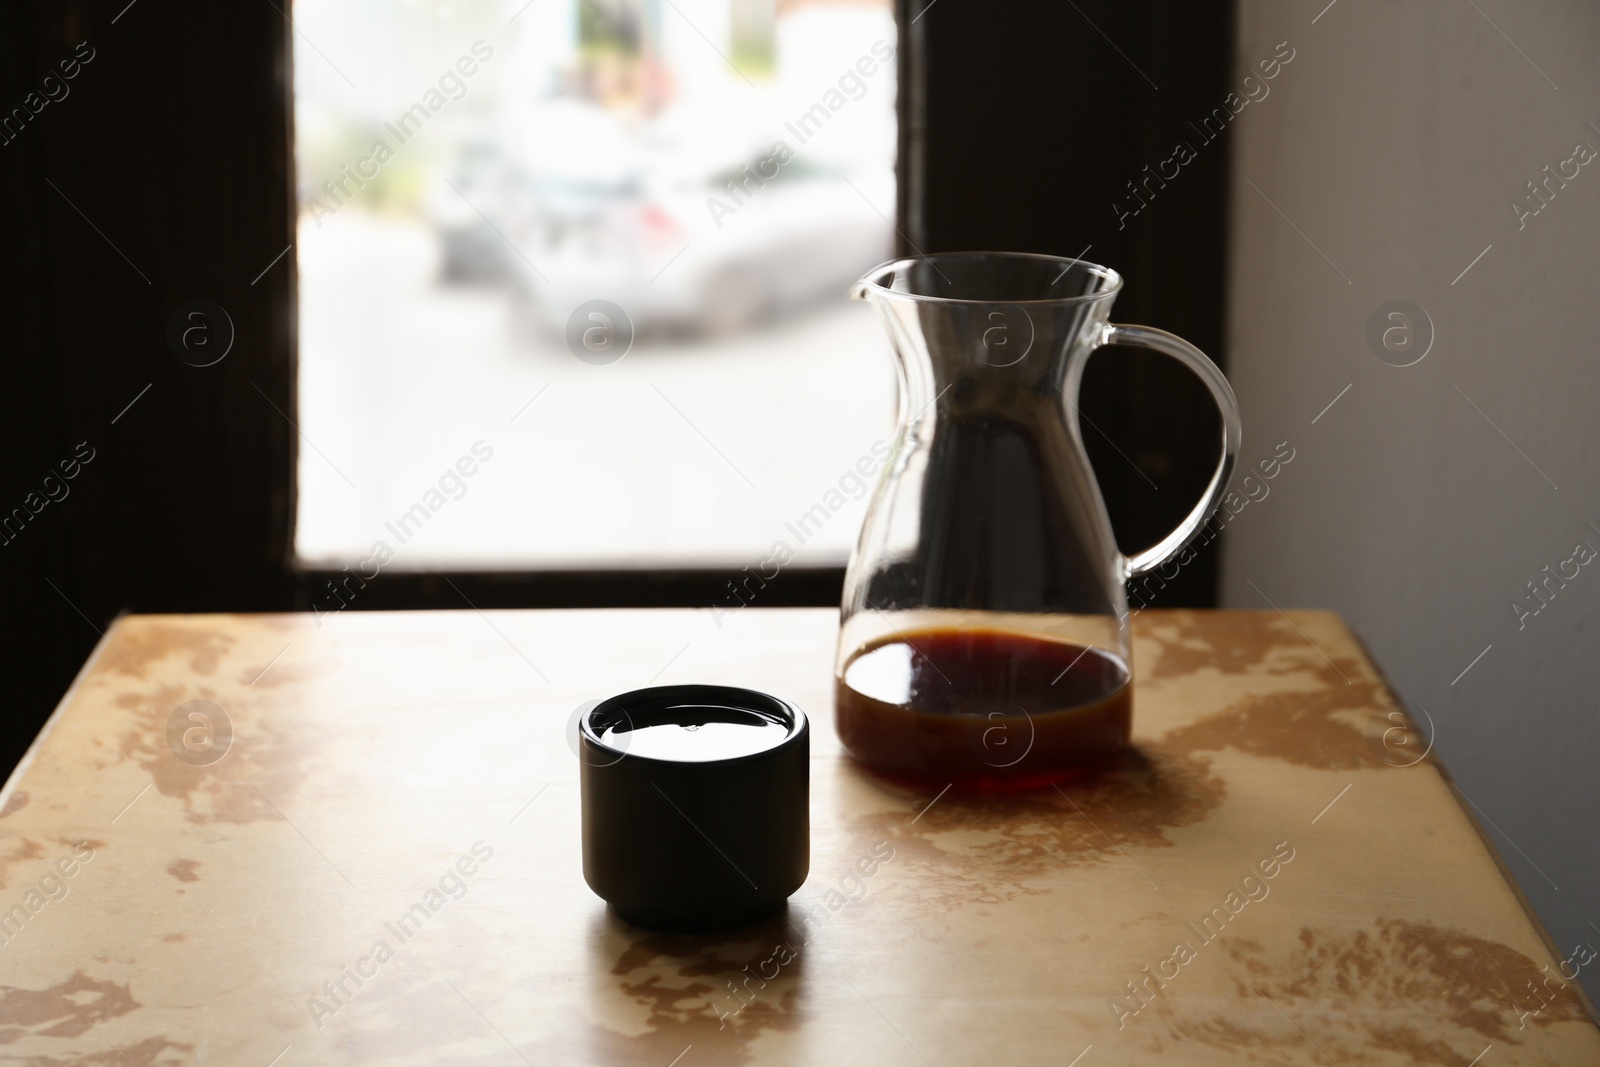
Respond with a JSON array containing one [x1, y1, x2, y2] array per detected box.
[[1096, 322, 1243, 580]]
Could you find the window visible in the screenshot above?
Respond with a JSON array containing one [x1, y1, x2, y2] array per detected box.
[[291, 0, 899, 571]]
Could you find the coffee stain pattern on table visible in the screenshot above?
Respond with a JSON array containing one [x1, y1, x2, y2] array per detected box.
[[0, 837, 44, 891], [1, 792, 30, 820], [164, 859, 200, 883], [1145, 611, 1409, 771], [552, 910, 809, 1067], [844, 744, 1226, 910], [112, 698, 312, 827], [1136, 919, 1586, 1065], [1159, 663, 1390, 771], [5, 1035, 194, 1066], [98, 617, 326, 825], [100, 622, 234, 680], [0, 972, 147, 1044], [1141, 610, 1299, 681]]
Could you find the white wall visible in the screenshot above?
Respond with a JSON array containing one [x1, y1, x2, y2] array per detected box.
[[1223, 0, 1600, 997]]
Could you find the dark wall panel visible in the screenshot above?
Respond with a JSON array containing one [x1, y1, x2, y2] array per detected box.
[[906, 0, 1234, 609], [0, 1, 297, 774]]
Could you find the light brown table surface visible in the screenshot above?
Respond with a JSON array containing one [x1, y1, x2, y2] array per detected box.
[[0, 608, 1595, 1066]]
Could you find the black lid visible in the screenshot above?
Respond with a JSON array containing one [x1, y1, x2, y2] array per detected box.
[[578, 685, 810, 932]]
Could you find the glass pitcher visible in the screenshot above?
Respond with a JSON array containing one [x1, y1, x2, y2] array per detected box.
[[835, 251, 1242, 791]]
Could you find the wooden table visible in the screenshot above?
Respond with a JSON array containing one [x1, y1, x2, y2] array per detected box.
[[1, 608, 1595, 1065]]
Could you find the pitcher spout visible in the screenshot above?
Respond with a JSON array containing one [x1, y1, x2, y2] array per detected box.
[[850, 259, 905, 301]]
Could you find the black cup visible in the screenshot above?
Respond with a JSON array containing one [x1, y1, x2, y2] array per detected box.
[[579, 684, 809, 932]]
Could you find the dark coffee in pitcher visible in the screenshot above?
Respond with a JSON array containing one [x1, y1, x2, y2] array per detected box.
[[836, 628, 1131, 791]]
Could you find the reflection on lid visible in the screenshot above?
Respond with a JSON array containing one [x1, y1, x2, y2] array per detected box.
[[599, 703, 790, 761]]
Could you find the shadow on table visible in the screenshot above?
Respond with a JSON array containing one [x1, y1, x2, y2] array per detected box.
[[829, 742, 1231, 888], [577, 903, 809, 1064]]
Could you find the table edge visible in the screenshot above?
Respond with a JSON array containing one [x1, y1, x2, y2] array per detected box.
[[1344, 620, 1600, 1026]]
